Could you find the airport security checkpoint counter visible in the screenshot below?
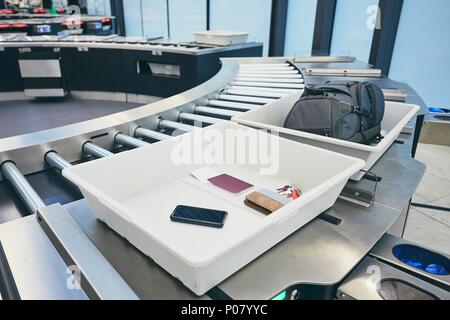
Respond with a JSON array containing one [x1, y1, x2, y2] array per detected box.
[[0, 134, 425, 300], [0, 56, 428, 300]]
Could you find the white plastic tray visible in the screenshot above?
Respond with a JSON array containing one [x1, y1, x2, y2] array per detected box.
[[63, 122, 364, 295], [194, 30, 249, 46], [233, 95, 420, 181]]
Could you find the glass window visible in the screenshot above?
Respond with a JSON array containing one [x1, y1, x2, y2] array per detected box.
[[330, 0, 379, 61], [284, 0, 317, 56], [142, 0, 169, 39], [390, 0, 450, 108], [86, 0, 111, 16], [210, 0, 272, 56], [123, 0, 143, 36], [169, 0, 207, 41]]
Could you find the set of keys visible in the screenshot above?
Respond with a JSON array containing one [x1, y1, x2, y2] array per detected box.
[[277, 185, 303, 200]]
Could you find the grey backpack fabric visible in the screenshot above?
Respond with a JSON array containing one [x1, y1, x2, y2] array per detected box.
[[284, 81, 385, 144]]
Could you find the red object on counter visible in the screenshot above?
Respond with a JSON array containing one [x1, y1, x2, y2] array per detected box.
[[33, 8, 48, 14], [1, 9, 15, 14]]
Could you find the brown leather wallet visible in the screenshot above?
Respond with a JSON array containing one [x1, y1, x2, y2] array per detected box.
[[245, 192, 284, 215]]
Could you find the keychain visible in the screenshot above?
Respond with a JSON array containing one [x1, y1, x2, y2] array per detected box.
[[277, 185, 303, 200]]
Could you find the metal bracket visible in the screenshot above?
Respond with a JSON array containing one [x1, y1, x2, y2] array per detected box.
[[339, 172, 379, 207], [304, 68, 382, 78]]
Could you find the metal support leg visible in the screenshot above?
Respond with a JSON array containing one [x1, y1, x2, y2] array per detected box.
[[412, 115, 425, 158], [0, 161, 45, 214]]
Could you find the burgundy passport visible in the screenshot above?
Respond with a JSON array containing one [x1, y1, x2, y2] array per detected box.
[[208, 174, 254, 194]]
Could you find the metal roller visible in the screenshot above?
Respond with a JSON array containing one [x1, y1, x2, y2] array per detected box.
[[230, 85, 300, 94], [83, 142, 114, 158], [235, 77, 304, 84], [0, 161, 46, 214], [195, 106, 243, 118], [207, 100, 259, 111], [135, 127, 171, 142], [159, 120, 196, 132], [240, 67, 295, 72], [115, 133, 148, 149], [235, 73, 303, 79], [45, 152, 72, 171], [217, 94, 276, 105], [223, 88, 290, 99], [239, 63, 290, 68], [178, 113, 224, 125], [233, 81, 304, 89], [237, 70, 299, 75]]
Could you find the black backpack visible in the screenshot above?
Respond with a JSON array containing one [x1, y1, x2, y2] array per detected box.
[[284, 81, 385, 144]]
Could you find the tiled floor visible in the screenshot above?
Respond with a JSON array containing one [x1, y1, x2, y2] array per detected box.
[[404, 143, 450, 255]]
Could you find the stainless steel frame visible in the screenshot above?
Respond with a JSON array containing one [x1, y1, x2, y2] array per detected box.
[[37, 204, 139, 300], [303, 68, 382, 77]]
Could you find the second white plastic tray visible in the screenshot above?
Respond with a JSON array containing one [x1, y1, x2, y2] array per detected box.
[[233, 96, 420, 181]]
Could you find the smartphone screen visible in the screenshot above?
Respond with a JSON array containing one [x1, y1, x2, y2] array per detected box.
[[170, 205, 228, 229]]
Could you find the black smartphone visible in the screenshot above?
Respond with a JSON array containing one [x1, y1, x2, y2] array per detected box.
[[170, 205, 228, 229]]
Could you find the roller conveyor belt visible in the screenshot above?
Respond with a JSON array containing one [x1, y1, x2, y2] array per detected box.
[[0, 58, 302, 224], [0, 55, 431, 300]]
